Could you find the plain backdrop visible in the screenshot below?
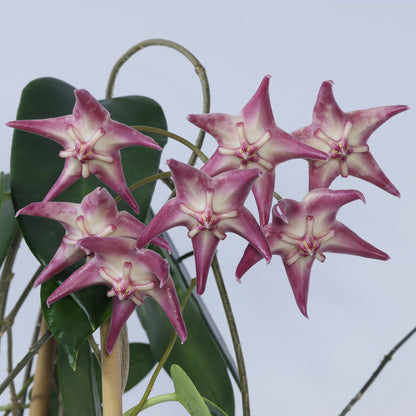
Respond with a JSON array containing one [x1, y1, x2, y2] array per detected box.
[[0, 1, 415, 415]]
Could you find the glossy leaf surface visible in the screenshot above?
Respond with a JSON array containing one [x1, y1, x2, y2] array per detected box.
[[11, 77, 167, 266], [41, 272, 110, 369], [57, 342, 101, 416]]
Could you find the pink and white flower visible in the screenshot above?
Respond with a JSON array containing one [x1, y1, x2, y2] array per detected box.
[[292, 80, 408, 196], [17, 187, 169, 286], [188, 76, 328, 225], [236, 188, 389, 316], [137, 159, 272, 294], [7, 89, 161, 212], [47, 236, 186, 353]]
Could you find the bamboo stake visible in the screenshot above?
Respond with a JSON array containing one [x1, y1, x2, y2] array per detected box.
[[29, 318, 57, 416], [100, 319, 123, 416]]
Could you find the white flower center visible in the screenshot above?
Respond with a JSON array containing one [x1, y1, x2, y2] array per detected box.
[[278, 215, 335, 265], [313, 121, 369, 177], [218, 122, 274, 170], [59, 124, 114, 178], [99, 262, 156, 305], [179, 188, 238, 239]]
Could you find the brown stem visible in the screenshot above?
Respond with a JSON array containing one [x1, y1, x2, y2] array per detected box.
[[338, 324, 416, 415], [29, 317, 57, 416], [100, 319, 123, 416]]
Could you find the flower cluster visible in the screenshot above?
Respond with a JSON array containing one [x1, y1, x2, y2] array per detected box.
[[9, 76, 407, 351]]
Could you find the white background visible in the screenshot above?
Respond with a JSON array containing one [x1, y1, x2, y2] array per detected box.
[[1, 1, 415, 415]]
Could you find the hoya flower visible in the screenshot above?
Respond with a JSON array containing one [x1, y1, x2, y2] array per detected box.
[[137, 159, 272, 295], [7, 89, 161, 213], [236, 188, 389, 316], [292, 80, 408, 196], [17, 187, 170, 286], [187, 75, 328, 225], [47, 236, 186, 353]]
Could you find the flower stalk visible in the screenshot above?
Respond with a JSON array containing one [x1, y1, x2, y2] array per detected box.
[[131, 125, 208, 163], [211, 254, 250, 416], [105, 38, 210, 167]]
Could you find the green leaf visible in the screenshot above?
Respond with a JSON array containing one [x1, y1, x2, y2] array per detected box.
[[125, 343, 156, 391], [138, 232, 236, 416], [171, 364, 211, 416], [10, 77, 167, 366], [0, 173, 18, 269], [57, 342, 101, 416], [41, 272, 110, 369], [48, 383, 61, 416], [11, 77, 167, 267]]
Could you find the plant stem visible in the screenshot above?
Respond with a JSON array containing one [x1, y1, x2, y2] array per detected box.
[[140, 393, 177, 410], [0, 231, 22, 327], [0, 330, 51, 396], [114, 171, 172, 208], [18, 310, 42, 416], [211, 254, 250, 416], [29, 317, 57, 416], [100, 318, 123, 416], [131, 125, 208, 163], [7, 327, 18, 415], [105, 38, 210, 167], [130, 278, 196, 415], [0, 266, 42, 337], [273, 191, 282, 201], [338, 324, 416, 416]]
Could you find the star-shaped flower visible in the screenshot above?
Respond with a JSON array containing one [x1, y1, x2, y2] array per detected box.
[[137, 159, 272, 295], [17, 187, 170, 286], [236, 188, 389, 316], [7, 89, 161, 213], [291, 80, 408, 196], [187, 75, 328, 226], [47, 236, 186, 353]]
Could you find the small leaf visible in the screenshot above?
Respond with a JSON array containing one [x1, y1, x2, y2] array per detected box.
[[171, 364, 211, 416], [57, 342, 101, 416]]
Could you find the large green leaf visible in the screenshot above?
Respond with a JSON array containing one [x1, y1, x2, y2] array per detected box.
[[11, 77, 167, 267], [57, 342, 101, 416], [0, 173, 18, 268], [138, 234, 236, 415], [11, 77, 167, 366]]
